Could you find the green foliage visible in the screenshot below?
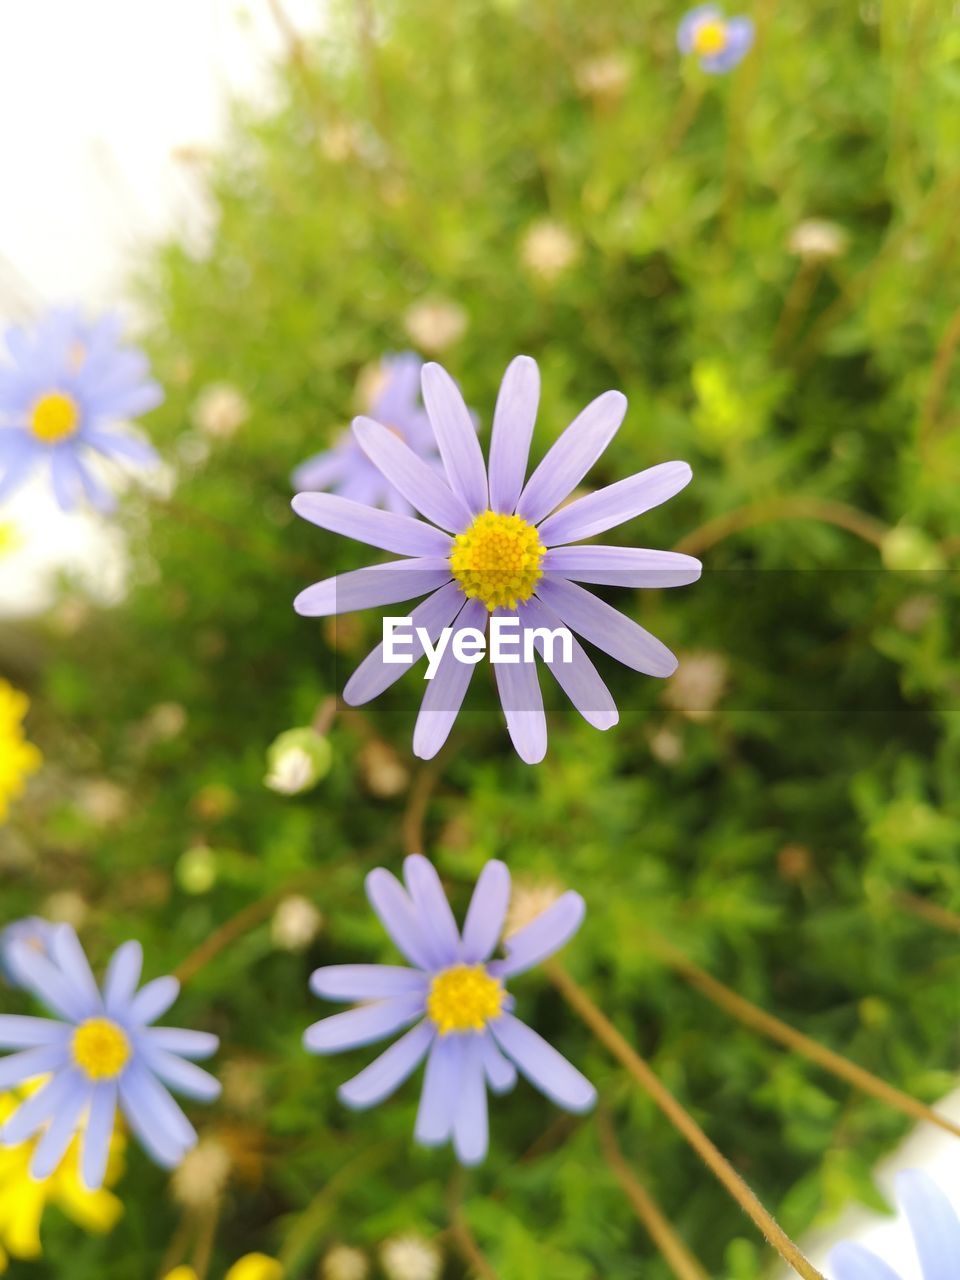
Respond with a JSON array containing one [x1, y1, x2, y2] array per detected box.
[[3, 1, 960, 1276]]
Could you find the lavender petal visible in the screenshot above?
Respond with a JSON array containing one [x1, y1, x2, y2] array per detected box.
[[537, 461, 693, 547], [490, 1013, 596, 1113], [519, 596, 618, 730], [537, 576, 678, 677], [353, 416, 472, 533], [492, 629, 547, 765], [415, 1034, 462, 1146], [365, 867, 436, 970], [294, 559, 453, 618], [453, 1036, 489, 1166], [303, 994, 426, 1055], [897, 1169, 960, 1280], [338, 1020, 435, 1111], [489, 355, 539, 514], [310, 965, 429, 1002], [412, 598, 487, 759], [494, 891, 586, 978], [517, 390, 626, 526], [461, 860, 511, 965], [128, 976, 180, 1027], [543, 546, 702, 588], [421, 364, 488, 514], [292, 492, 452, 557], [81, 1082, 117, 1190], [480, 1032, 518, 1095]]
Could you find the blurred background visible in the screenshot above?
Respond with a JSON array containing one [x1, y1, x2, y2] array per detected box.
[[1, 2, 958, 1277]]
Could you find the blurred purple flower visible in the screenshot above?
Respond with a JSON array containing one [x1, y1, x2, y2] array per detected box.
[[291, 355, 700, 764], [293, 353, 438, 515], [829, 1170, 960, 1280], [305, 855, 595, 1165], [0, 925, 219, 1189], [0, 307, 162, 511], [0, 916, 58, 984], [677, 5, 754, 73]]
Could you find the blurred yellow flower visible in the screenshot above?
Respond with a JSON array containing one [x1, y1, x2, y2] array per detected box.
[[0, 522, 19, 556], [0, 680, 42, 822], [165, 1256, 283, 1280], [0, 1084, 124, 1272]]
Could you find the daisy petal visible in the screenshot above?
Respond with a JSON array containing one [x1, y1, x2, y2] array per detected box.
[[143, 1028, 219, 1060], [0, 1016, 71, 1049], [827, 1244, 902, 1280], [353, 416, 472, 532], [49, 926, 102, 1017], [0, 1044, 69, 1089], [537, 576, 678, 677], [292, 449, 345, 493], [343, 582, 466, 706], [119, 1065, 196, 1166], [412, 599, 487, 760], [102, 941, 144, 1017], [461, 860, 511, 965], [480, 1032, 517, 1094], [128, 976, 180, 1026], [83, 428, 159, 466], [490, 1013, 596, 1113], [303, 994, 426, 1054], [140, 1048, 222, 1102], [30, 1073, 90, 1180], [897, 1169, 960, 1280], [365, 868, 436, 970], [415, 1034, 462, 1146], [494, 891, 586, 978], [543, 546, 702, 588], [493, 628, 547, 765], [81, 1082, 117, 1191], [292, 492, 452, 558], [294, 559, 452, 618], [310, 965, 428, 1002], [537, 461, 693, 547], [403, 855, 461, 969], [517, 390, 626, 526], [421, 364, 488, 514], [677, 4, 720, 52], [0, 1069, 78, 1144], [490, 355, 539, 514], [519, 597, 617, 730], [3, 943, 78, 1020], [453, 1036, 489, 1165], [338, 1020, 435, 1110]]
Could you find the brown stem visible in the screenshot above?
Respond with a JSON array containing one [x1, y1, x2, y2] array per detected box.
[[597, 1109, 710, 1280], [447, 1171, 499, 1280], [174, 873, 324, 985], [772, 261, 822, 355], [646, 932, 960, 1143], [894, 891, 960, 936], [190, 1199, 221, 1280], [402, 752, 447, 855], [673, 496, 888, 558], [547, 961, 826, 1280]]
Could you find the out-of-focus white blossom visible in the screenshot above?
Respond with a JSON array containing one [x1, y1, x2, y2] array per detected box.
[[271, 896, 324, 952], [379, 1235, 443, 1280], [192, 383, 250, 439], [403, 299, 467, 353], [520, 220, 580, 283]]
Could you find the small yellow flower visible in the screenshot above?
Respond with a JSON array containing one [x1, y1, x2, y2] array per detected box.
[[165, 1256, 283, 1280], [0, 522, 20, 556], [0, 680, 42, 822], [0, 1084, 124, 1269]]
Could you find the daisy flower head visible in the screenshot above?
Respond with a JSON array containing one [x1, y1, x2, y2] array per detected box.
[[293, 354, 440, 514], [0, 925, 220, 1190], [304, 855, 596, 1167], [291, 356, 700, 764], [0, 306, 162, 511], [677, 6, 754, 73], [828, 1170, 960, 1280]]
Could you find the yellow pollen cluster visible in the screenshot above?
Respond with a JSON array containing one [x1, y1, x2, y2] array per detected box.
[[693, 18, 729, 56], [427, 965, 505, 1035], [450, 511, 545, 611], [29, 391, 80, 444], [71, 1019, 131, 1081]]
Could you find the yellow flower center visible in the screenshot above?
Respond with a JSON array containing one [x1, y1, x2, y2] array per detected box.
[[71, 1019, 131, 1081], [29, 391, 80, 444], [449, 511, 545, 612], [693, 18, 729, 56], [427, 965, 505, 1035]]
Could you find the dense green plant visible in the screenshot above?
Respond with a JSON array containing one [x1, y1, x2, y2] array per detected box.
[[2, 1, 959, 1276]]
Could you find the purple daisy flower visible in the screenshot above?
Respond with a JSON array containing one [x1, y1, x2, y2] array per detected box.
[[0, 925, 219, 1189], [305, 855, 595, 1166], [0, 306, 162, 511], [829, 1170, 960, 1280], [292, 355, 700, 764], [293, 353, 438, 515], [677, 5, 754, 73]]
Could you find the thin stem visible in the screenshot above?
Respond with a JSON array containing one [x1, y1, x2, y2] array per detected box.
[[645, 932, 960, 1143], [174, 873, 324, 984], [190, 1199, 221, 1280], [447, 1170, 499, 1280], [547, 961, 826, 1280], [278, 1143, 393, 1274], [771, 261, 822, 355], [673, 495, 888, 558], [919, 306, 960, 447], [402, 750, 448, 855], [597, 1109, 710, 1280], [157, 1209, 195, 1280], [895, 891, 960, 936]]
